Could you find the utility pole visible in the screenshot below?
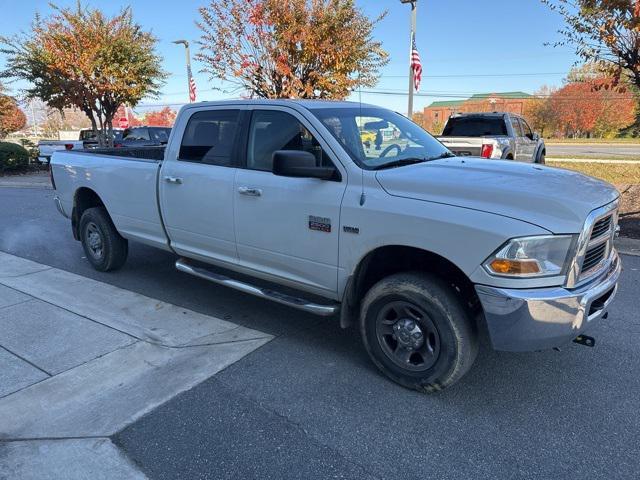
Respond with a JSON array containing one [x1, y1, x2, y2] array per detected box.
[[401, 0, 417, 118], [173, 40, 195, 103]]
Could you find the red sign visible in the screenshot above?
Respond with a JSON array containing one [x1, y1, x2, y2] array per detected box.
[[118, 117, 129, 129]]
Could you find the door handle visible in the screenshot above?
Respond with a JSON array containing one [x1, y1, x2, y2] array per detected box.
[[238, 186, 262, 197], [164, 176, 183, 184]]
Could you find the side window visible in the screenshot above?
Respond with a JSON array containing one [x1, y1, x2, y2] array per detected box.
[[179, 110, 240, 165], [511, 117, 523, 137], [247, 110, 333, 171], [520, 119, 533, 139], [151, 128, 171, 143], [124, 128, 150, 141]]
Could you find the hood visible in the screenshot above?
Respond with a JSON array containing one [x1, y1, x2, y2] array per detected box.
[[375, 158, 619, 233]]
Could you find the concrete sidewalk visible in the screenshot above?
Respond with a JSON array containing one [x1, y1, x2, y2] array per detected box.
[[0, 171, 51, 189], [0, 251, 272, 479]]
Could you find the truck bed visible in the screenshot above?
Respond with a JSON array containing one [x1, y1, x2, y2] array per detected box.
[[51, 147, 169, 250], [86, 146, 166, 161]]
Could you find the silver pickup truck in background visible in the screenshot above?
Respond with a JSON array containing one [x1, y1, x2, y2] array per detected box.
[[51, 100, 620, 392], [437, 112, 546, 163]]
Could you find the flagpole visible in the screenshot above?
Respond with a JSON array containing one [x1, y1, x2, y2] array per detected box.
[[407, 1, 417, 118]]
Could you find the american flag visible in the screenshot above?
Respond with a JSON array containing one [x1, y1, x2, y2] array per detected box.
[[410, 34, 422, 92], [188, 64, 197, 102]]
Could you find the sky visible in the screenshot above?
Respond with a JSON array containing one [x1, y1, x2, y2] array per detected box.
[[0, 0, 580, 115]]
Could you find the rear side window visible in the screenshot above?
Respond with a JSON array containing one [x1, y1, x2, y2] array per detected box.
[[442, 117, 508, 137], [180, 110, 240, 165], [150, 128, 171, 143]]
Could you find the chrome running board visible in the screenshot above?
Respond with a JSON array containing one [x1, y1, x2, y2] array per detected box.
[[175, 258, 339, 317]]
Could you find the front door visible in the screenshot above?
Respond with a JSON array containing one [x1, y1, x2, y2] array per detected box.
[[160, 108, 243, 265], [233, 108, 346, 295]]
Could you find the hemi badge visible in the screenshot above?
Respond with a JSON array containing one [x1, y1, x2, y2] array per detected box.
[[309, 215, 331, 233], [343, 226, 359, 234]]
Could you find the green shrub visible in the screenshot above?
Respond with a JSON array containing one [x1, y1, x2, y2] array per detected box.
[[0, 141, 30, 173]]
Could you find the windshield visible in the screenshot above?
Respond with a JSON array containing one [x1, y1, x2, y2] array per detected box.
[[311, 107, 452, 169], [442, 117, 507, 137]]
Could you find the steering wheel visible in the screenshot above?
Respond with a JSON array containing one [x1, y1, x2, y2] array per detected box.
[[380, 143, 402, 158]]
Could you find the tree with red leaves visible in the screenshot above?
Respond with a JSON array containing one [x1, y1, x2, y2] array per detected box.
[[544, 0, 640, 133], [0, 88, 27, 138], [143, 107, 177, 127], [549, 79, 636, 138], [196, 0, 388, 99]]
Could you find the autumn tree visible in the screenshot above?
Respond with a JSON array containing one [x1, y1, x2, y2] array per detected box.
[[543, 0, 640, 132], [0, 86, 27, 138], [196, 0, 389, 99], [0, 3, 166, 146], [523, 86, 557, 137], [549, 79, 635, 137], [143, 107, 177, 127]]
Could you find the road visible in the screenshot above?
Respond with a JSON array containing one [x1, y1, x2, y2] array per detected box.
[[546, 143, 640, 159], [1, 187, 639, 480]]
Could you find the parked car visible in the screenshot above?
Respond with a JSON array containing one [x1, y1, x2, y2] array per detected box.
[[50, 100, 620, 392], [38, 129, 123, 163], [437, 112, 546, 163], [116, 126, 172, 147]]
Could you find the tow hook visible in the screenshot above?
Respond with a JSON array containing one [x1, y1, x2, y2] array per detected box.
[[573, 335, 596, 347]]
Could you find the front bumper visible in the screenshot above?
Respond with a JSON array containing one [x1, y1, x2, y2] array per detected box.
[[475, 252, 621, 352]]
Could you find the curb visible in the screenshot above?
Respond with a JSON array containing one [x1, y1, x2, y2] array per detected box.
[[547, 158, 640, 164], [616, 237, 640, 257]]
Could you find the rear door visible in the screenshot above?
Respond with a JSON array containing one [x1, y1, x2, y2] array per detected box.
[[510, 117, 527, 161], [518, 118, 537, 162], [159, 107, 244, 265], [233, 107, 347, 296]]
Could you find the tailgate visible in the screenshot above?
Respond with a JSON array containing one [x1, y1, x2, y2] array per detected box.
[[438, 137, 484, 157]]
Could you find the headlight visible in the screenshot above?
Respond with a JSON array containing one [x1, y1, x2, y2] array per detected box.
[[483, 235, 575, 278]]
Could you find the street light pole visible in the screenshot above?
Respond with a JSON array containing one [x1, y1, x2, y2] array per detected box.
[[401, 0, 417, 118], [173, 40, 193, 103]]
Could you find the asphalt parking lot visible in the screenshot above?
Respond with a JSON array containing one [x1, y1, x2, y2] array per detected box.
[[1, 186, 639, 479]]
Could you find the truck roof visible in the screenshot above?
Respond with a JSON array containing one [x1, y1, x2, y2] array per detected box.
[[179, 99, 380, 111], [450, 112, 509, 118]]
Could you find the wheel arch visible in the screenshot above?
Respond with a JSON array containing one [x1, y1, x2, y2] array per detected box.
[[340, 245, 481, 329], [72, 187, 107, 240]]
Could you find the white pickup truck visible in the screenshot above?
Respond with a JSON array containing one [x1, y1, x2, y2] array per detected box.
[[38, 128, 123, 163], [51, 100, 621, 392]]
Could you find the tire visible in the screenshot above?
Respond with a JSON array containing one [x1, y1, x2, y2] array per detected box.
[[79, 207, 128, 272], [536, 151, 546, 164], [360, 272, 478, 393]]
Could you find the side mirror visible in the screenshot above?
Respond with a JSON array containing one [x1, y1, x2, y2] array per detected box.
[[272, 150, 337, 180], [532, 132, 540, 141]]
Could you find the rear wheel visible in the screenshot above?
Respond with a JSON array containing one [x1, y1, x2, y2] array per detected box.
[[79, 207, 128, 272], [360, 272, 478, 392]]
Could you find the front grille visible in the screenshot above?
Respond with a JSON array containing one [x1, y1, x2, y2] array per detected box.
[[582, 242, 607, 273], [591, 215, 612, 239]]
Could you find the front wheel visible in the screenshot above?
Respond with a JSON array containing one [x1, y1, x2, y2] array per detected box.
[[79, 207, 128, 272], [536, 151, 546, 164], [360, 272, 478, 392]]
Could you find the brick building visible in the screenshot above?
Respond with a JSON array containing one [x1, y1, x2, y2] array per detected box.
[[422, 91, 533, 133]]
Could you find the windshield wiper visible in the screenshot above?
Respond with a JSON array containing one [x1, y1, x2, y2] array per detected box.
[[372, 157, 427, 170], [426, 152, 456, 161]]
